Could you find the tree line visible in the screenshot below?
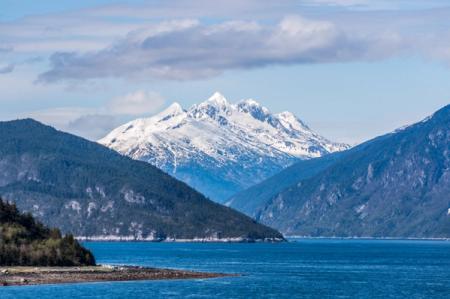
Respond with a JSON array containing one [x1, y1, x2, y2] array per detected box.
[[0, 198, 95, 266]]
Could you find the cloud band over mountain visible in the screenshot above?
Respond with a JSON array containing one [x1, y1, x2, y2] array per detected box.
[[37, 16, 402, 82]]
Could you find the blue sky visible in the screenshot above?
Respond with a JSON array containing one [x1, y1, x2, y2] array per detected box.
[[1, 0, 449, 143]]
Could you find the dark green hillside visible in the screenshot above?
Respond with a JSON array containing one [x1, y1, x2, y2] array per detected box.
[[0, 119, 283, 241], [227, 152, 344, 217], [237, 104, 450, 238], [0, 198, 95, 266]]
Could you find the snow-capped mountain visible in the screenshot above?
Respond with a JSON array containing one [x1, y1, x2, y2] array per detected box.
[[99, 92, 349, 202]]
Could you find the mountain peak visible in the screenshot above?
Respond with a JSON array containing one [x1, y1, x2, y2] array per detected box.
[[168, 101, 183, 111], [206, 92, 229, 106], [2, 118, 45, 127], [241, 98, 260, 106], [277, 111, 295, 118], [276, 111, 310, 130], [429, 103, 450, 122], [163, 102, 184, 115], [190, 92, 231, 119], [239, 98, 268, 110], [155, 102, 185, 121], [100, 94, 349, 202], [237, 98, 271, 121]]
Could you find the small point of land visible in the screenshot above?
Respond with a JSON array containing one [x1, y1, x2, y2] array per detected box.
[[0, 265, 230, 287]]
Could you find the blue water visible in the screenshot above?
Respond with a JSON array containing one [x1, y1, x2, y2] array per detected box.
[[1, 239, 450, 298]]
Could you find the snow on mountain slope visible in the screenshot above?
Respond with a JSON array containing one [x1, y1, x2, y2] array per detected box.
[[99, 92, 349, 202]]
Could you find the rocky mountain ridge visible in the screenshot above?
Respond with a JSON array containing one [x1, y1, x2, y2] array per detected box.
[[232, 104, 450, 238], [100, 92, 348, 202]]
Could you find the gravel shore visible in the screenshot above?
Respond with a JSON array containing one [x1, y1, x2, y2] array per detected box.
[[0, 265, 229, 286]]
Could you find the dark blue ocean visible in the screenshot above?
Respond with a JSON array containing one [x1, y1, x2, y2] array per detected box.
[[1, 239, 450, 298]]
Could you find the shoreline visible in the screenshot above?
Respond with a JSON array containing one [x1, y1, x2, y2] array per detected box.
[[0, 265, 231, 287], [286, 236, 450, 241], [74, 236, 450, 242], [76, 236, 285, 243]]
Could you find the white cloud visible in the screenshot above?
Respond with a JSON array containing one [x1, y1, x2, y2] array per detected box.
[[305, 0, 450, 10], [39, 16, 400, 82], [0, 64, 14, 74], [25, 107, 94, 128], [65, 114, 124, 140], [306, 0, 369, 7], [106, 90, 165, 116], [2, 1, 450, 84], [21, 90, 166, 140]]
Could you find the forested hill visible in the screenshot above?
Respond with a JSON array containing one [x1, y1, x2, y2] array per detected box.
[[249, 104, 450, 238], [0, 198, 95, 266], [0, 119, 283, 241]]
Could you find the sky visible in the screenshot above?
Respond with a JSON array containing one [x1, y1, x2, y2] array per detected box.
[[1, 0, 450, 144]]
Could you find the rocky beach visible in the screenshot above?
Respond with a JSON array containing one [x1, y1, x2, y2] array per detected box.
[[0, 265, 228, 287]]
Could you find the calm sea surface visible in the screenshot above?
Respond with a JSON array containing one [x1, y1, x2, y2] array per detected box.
[[1, 239, 450, 298]]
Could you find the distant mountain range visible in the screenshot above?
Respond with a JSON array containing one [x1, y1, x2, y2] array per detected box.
[[100, 92, 348, 202], [229, 104, 450, 238], [0, 119, 283, 242]]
